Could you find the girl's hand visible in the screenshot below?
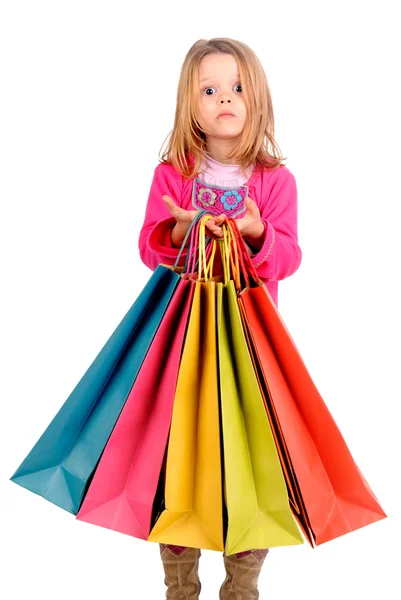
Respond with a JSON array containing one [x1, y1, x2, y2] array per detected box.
[[162, 194, 198, 247], [205, 213, 226, 239], [235, 196, 264, 240], [162, 195, 226, 243], [162, 195, 198, 226]]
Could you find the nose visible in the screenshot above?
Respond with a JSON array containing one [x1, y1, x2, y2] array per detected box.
[[218, 90, 232, 104]]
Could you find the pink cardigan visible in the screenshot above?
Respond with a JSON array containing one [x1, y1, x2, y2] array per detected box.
[[138, 157, 302, 308]]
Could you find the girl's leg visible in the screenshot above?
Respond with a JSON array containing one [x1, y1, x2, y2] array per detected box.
[[219, 548, 270, 599], [159, 543, 202, 599]]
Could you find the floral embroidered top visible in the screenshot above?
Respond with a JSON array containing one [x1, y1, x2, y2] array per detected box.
[[138, 152, 302, 308]]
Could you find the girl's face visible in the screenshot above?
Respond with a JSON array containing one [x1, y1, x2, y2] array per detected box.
[[196, 53, 247, 145]]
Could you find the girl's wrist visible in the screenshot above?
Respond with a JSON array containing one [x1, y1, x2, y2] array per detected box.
[[171, 222, 189, 247], [243, 221, 265, 251]]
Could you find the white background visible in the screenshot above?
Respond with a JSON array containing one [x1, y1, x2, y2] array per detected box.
[[1, 1, 399, 598]]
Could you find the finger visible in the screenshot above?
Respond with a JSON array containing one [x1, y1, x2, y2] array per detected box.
[[203, 220, 218, 237], [208, 231, 224, 240], [244, 196, 259, 215], [162, 195, 183, 219], [162, 194, 175, 204], [234, 218, 243, 233], [205, 221, 223, 237], [214, 213, 227, 225], [206, 230, 223, 240], [204, 218, 219, 230], [162, 194, 175, 210]]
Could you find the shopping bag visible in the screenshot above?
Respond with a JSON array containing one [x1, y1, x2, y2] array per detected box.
[[75, 275, 195, 538], [148, 217, 224, 551], [216, 226, 304, 554], [227, 220, 314, 545], [9, 266, 180, 514], [228, 218, 387, 546], [10, 211, 210, 514]]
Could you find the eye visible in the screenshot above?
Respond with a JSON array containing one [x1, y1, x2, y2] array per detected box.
[[203, 83, 242, 95]]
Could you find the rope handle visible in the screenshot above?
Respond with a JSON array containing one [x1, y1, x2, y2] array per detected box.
[[173, 209, 209, 270], [227, 218, 262, 286], [198, 215, 218, 281]]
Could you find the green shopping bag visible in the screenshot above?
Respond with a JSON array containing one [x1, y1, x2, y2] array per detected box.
[[216, 226, 304, 554]]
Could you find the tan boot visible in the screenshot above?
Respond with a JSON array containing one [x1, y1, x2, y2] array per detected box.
[[219, 549, 269, 599], [159, 544, 201, 599]]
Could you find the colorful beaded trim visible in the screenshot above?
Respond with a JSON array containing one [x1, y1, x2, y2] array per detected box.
[[191, 177, 248, 218]]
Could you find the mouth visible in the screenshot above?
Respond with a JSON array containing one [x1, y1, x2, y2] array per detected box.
[[218, 113, 236, 119]]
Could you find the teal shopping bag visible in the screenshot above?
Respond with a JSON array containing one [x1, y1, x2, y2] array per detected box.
[[10, 211, 209, 514]]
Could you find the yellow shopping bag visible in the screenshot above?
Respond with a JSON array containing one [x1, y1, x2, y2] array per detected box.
[[148, 219, 224, 550], [216, 223, 304, 554]]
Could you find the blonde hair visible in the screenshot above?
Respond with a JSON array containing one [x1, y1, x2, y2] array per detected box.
[[158, 37, 287, 180]]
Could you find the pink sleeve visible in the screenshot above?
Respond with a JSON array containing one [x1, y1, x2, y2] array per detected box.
[[249, 167, 302, 280], [138, 163, 189, 271]]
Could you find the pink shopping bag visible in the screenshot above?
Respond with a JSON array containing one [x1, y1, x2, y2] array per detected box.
[[76, 276, 195, 539]]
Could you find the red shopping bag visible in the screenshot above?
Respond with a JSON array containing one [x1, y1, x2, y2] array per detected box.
[[228, 218, 387, 546]]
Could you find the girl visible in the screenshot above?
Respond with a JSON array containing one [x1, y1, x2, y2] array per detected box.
[[138, 37, 302, 599]]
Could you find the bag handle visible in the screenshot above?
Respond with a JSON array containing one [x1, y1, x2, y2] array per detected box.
[[220, 223, 231, 284], [227, 218, 262, 286], [217, 220, 242, 291], [198, 215, 218, 281], [172, 211, 262, 286], [173, 209, 209, 270], [217, 219, 247, 291], [205, 235, 217, 279], [228, 220, 245, 290], [171, 209, 215, 279], [180, 214, 216, 280]]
